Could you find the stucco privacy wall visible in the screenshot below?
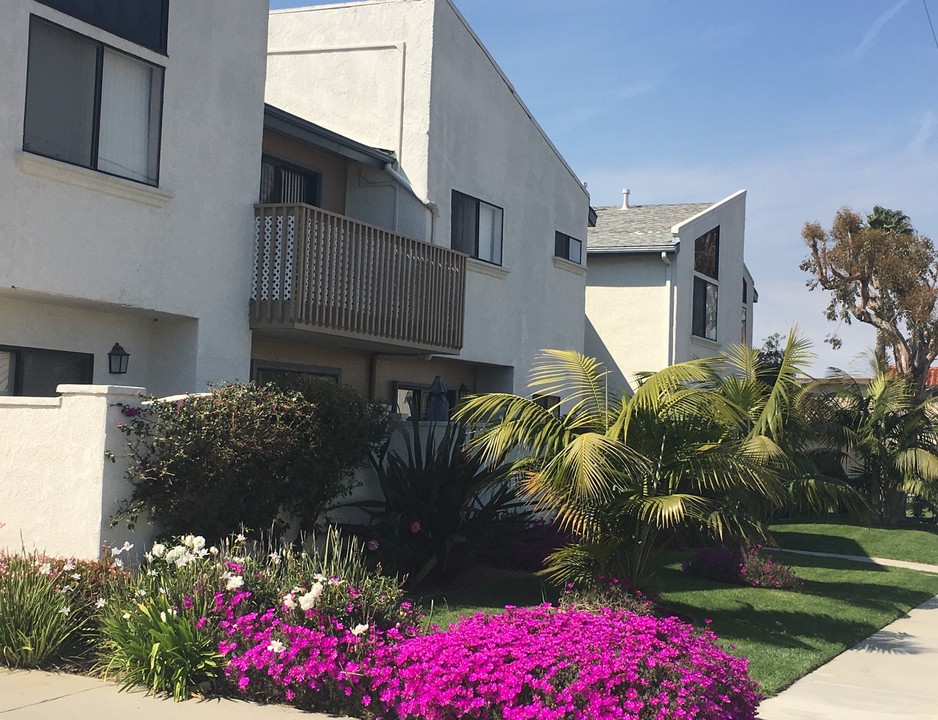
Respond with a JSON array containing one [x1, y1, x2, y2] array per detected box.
[[0, 1, 269, 394], [266, 0, 589, 396], [0, 385, 154, 559]]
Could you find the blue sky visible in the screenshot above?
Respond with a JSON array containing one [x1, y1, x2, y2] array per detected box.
[[268, 0, 938, 375]]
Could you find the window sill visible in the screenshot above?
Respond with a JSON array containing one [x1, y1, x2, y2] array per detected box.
[[553, 257, 587, 276], [467, 257, 509, 279], [15, 152, 173, 208], [690, 335, 721, 350]]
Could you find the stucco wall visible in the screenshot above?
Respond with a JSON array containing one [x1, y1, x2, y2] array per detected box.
[[0, 385, 154, 559], [266, 0, 588, 396], [584, 254, 670, 392], [673, 190, 748, 363], [428, 0, 588, 393], [0, 1, 269, 394]]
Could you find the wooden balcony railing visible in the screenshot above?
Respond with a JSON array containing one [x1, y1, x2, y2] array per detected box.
[[251, 204, 466, 353]]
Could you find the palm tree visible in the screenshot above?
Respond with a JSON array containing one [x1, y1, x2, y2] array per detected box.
[[824, 364, 938, 527], [454, 350, 785, 586]]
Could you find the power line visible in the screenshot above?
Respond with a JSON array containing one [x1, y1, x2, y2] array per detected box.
[[924, 0, 938, 52]]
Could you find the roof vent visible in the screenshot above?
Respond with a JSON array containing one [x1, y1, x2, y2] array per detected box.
[[622, 188, 631, 209]]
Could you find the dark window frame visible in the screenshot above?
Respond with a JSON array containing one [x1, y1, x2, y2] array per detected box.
[[692, 226, 720, 341], [0, 344, 94, 397], [554, 231, 583, 264], [392, 380, 459, 420], [36, 0, 169, 55], [259, 153, 323, 206], [251, 360, 340, 388], [23, 16, 165, 187], [451, 189, 504, 266], [533, 393, 561, 419]]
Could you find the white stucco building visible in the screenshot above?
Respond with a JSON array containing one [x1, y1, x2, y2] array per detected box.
[[0, 0, 269, 398], [261, 0, 590, 412], [585, 189, 756, 392]]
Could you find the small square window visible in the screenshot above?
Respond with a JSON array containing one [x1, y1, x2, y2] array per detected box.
[[452, 190, 504, 266], [554, 232, 582, 264], [24, 17, 164, 186]]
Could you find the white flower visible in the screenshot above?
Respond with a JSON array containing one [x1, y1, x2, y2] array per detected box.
[[137, 588, 147, 597], [38, 563, 52, 576], [62, 585, 73, 593], [111, 547, 122, 557], [62, 561, 75, 571], [209, 546, 219, 556], [282, 593, 297, 610], [268, 552, 281, 565], [312, 573, 326, 583], [71, 573, 81, 580], [151, 543, 167, 558], [120, 541, 134, 554], [122, 612, 131, 620], [165, 546, 185, 564], [147, 569, 158, 577], [95, 598, 107, 608], [159, 611, 168, 623], [298, 582, 323, 611], [59, 606, 71, 615], [266, 640, 285, 654], [235, 533, 246, 543], [113, 558, 124, 569], [225, 573, 244, 591], [351, 623, 369, 637]]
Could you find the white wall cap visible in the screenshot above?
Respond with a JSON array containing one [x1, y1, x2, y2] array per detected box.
[[56, 385, 147, 398]]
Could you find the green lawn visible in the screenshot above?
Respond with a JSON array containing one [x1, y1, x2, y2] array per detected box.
[[654, 550, 938, 695], [769, 517, 938, 565], [418, 546, 938, 697]]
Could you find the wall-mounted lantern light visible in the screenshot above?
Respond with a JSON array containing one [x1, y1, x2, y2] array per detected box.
[[108, 343, 130, 375]]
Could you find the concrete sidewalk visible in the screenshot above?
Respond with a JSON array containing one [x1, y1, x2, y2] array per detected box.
[[758, 594, 938, 719], [0, 669, 354, 720], [771, 547, 938, 575]]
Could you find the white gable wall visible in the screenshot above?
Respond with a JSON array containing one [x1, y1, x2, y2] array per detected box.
[[673, 190, 748, 362]]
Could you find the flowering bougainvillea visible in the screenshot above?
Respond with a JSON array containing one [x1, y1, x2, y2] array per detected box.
[[367, 605, 761, 720]]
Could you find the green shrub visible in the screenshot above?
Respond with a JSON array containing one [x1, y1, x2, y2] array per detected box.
[[349, 418, 528, 586], [98, 590, 222, 700], [0, 553, 91, 668], [114, 382, 388, 540]]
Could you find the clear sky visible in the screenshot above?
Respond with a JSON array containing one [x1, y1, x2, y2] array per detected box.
[[268, 0, 938, 376]]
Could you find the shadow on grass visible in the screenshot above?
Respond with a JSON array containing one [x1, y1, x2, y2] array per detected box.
[[770, 530, 869, 558]]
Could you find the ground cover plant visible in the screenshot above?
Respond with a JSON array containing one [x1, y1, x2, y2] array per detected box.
[[770, 516, 938, 565], [369, 605, 761, 720], [682, 546, 803, 590]]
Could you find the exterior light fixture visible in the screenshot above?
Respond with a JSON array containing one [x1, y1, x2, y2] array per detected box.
[[108, 343, 130, 375]]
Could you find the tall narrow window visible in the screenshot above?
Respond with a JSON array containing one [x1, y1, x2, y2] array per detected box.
[[691, 226, 720, 341], [451, 190, 503, 266], [24, 17, 164, 185]]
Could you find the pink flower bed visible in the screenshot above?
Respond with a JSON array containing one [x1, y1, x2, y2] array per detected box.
[[367, 605, 761, 720]]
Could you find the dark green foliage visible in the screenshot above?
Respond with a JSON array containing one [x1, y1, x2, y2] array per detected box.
[[350, 418, 529, 586], [114, 382, 388, 540]]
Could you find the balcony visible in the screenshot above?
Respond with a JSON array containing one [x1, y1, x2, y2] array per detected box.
[[252, 204, 466, 353]]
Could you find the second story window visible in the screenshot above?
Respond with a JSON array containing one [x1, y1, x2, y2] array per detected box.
[[554, 231, 582, 264], [259, 155, 322, 205], [692, 226, 720, 341], [23, 17, 164, 186], [36, 0, 169, 55], [451, 190, 503, 266]]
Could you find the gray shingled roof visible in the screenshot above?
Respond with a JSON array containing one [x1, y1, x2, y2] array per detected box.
[[588, 202, 714, 252]]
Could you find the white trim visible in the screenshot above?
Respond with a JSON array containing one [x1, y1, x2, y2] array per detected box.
[[467, 257, 509, 278], [15, 152, 173, 208], [552, 257, 586, 276]]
